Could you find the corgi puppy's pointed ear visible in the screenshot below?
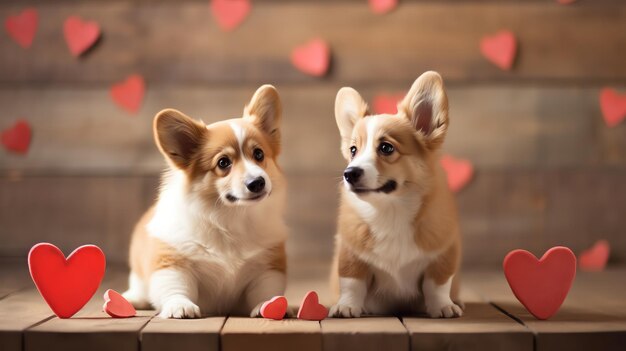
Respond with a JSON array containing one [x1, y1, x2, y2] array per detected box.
[[399, 71, 449, 150], [154, 108, 207, 170], [244, 84, 282, 155], [335, 87, 369, 160]]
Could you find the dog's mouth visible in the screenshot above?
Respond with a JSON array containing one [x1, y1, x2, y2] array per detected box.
[[351, 180, 398, 194], [225, 192, 268, 203]]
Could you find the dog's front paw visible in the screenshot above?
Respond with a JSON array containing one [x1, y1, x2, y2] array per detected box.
[[159, 297, 201, 319], [329, 303, 364, 318], [426, 300, 463, 318]]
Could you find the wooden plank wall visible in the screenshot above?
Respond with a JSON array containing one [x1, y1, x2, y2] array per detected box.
[[1, 0, 625, 266]]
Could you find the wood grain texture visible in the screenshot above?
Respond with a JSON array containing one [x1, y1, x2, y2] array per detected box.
[[220, 317, 322, 351], [140, 317, 224, 351], [2, 86, 625, 174], [321, 317, 409, 351], [0, 2, 624, 85]]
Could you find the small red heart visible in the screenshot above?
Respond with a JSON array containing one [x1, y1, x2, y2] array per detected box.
[[372, 93, 404, 115], [600, 88, 626, 128], [29, 243, 106, 319], [103, 289, 136, 318], [503, 246, 576, 320], [579, 240, 610, 272], [369, 0, 398, 14], [110, 74, 145, 114], [297, 291, 327, 321], [480, 30, 517, 71], [4, 8, 38, 49], [440, 155, 473, 192], [2, 120, 31, 154], [211, 0, 250, 32], [260, 296, 287, 320], [291, 38, 330, 77], [63, 16, 101, 57]]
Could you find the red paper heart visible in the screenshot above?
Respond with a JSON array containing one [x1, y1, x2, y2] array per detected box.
[[4, 8, 38, 49], [503, 246, 576, 320], [480, 30, 517, 71], [600, 88, 626, 128], [579, 240, 610, 272], [110, 74, 145, 114], [369, 0, 398, 14], [372, 94, 404, 115], [291, 38, 330, 77], [260, 296, 287, 320], [63, 16, 101, 57], [440, 155, 473, 192], [29, 243, 106, 318], [103, 289, 136, 318], [297, 291, 327, 321], [1, 120, 31, 154], [211, 0, 250, 32]]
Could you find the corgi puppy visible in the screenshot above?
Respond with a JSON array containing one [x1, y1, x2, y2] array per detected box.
[[329, 72, 462, 318], [122, 85, 289, 318]]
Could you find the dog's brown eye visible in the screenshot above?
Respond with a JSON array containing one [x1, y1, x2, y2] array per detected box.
[[379, 142, 394, 155], [217, 157, 232, 169], [253, 148, 264, 162], [350, 146, 357, 158]]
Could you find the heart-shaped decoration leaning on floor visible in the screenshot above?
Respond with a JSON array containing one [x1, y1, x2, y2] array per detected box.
[[29, 243, 106, 318], [260, 296, 288, 320], [503, 246, 576, 320], [103, 289, 136, 318], [297, 291, 328, 321]]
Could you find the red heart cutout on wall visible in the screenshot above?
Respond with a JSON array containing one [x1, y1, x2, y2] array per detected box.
[[1, 120, 31, 154], [503, 246, 576, 320], [297, 291, 327, 321], [372, 94, 404, 115], [440, 155, 473, 192], [579, 240, 610, 272], [480, 30, 517, 71], [63, 16, 101, 57], [600, 88, 626, 128], [211, 0, 250, 32], [110, 74, 145, 114], [260, 296, 287, 320], [369, 0, 398, 15], [4, 8, 38, 49], [291, 38, 330, 77], [103, 289, 136, 318], [29, 243, 106, 318]]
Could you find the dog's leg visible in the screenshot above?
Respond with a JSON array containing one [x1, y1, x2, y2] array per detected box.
[[246, 269, 288, 317], [150, 268, 201, 319], [329, 245, 369, 318], [423, 243, 463, 318], [122, 271, 151, 309]]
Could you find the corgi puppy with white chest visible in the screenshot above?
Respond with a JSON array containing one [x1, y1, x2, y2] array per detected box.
[[122, 85, 289, 318], [330, 71, 463, 318]]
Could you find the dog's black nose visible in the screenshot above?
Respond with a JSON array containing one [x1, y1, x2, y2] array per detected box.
[[245, 177, 266, 193], [343, 167, 364, 185]]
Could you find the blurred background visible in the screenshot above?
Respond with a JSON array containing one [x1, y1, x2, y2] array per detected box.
[[0, 0, 625, 273]]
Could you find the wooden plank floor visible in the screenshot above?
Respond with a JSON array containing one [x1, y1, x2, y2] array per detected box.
[[0, 260, 624, 351]]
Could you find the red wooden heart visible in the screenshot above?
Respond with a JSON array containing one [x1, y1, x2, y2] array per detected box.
[[297, 291, 327, 321], [480, 30, 517, 71], [372, 93, 404, 115], [63, 16, 101, 57], [291, 38, 330, 77], [4, 8, 38, 49], [110, 74, 145, 114], [440, 155, 473, 193], [29, 243, 106, 318], [103, 289, 136, 318], [211, 0, 250, 32], [579, 240, 610, 272], [600, 88, 626, 128], [503, 246, 576, 320], [260, 296, 287, 320], [369, 0, 398, 15], [1, 120, 31, 154]]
